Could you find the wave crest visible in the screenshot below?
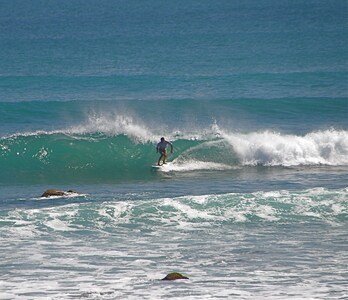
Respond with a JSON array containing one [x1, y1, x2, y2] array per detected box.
[[0, 126, 347, 184], [219, 129, 348, 166]]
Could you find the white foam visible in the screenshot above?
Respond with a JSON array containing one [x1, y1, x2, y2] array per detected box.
[[157, 160, 233, 172], [167, 200, 218, 221], [98, 202, 132, 224], [219, 128, 348, 166], [255, 205, 280, 221], [224, 209, 248, 222], [44, 218, 72, 231]]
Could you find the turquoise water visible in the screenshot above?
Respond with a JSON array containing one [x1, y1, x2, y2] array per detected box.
[[0, 1, 347, 299], [1, 99, 347, 185]]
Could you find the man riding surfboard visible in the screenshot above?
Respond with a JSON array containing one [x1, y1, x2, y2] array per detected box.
[[156, 137, 173, 166]]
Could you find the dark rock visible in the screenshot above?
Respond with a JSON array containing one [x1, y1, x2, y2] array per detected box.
[[41, 189, 79, 198], [162, 272, 189, 281]]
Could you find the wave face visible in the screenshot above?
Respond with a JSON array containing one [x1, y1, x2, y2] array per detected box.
[[1, 127, 347, 184], [1, 98, 347, 184]]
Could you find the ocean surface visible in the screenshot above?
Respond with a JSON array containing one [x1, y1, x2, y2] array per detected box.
[[0, 1, 347, 299]]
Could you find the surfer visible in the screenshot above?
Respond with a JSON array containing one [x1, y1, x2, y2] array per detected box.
[[156, 137, 173, 166]]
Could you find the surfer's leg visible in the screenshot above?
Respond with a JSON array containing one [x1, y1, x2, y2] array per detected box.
[[163, 150, 168, 164], [158, 154, 164, 166]]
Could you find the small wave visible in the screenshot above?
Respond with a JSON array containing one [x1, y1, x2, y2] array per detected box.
[[1, 188, 346, 236]]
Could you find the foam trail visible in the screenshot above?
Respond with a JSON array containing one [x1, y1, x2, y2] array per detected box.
[[157, 160, 233, 172]]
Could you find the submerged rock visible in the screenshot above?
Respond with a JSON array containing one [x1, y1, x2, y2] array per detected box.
[[162, 272, 189, 281], [41, 189, 79, 198]]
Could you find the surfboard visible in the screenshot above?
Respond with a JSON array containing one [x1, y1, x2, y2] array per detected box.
[[151, 162, 171, 169]]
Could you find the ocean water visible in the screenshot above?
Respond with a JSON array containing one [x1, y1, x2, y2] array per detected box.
[[0, 1, 347, 299]]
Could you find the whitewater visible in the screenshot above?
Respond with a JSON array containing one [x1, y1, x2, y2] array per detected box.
[[1, 188, 347, 299]]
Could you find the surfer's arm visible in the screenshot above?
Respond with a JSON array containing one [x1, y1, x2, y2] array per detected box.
[[169, 142, 173, 153]]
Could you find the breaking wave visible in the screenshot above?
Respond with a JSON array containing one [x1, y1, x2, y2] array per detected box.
[[1, 114, 347, 183]]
